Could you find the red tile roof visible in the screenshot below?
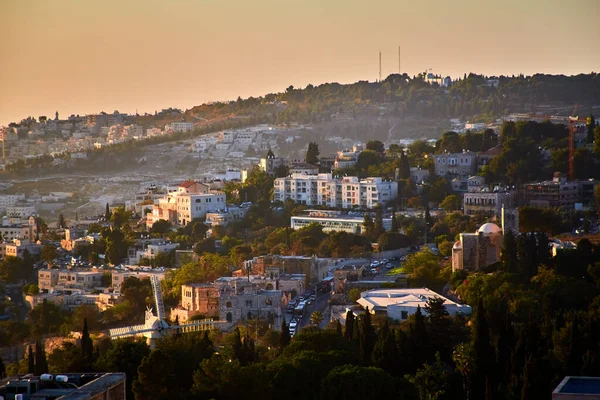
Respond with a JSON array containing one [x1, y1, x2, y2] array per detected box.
[[178, 180, 196, 188]]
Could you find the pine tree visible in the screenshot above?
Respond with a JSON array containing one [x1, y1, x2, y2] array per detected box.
[[34, 340, 48, 375], [359, 308, 375, 363], [27, 345, 34, 374], [58, 213, 67, 230], [594, 126, 600, 156], [399, 151, 410, 179], [233, 327, 243, 362], [344, 311, 354, 341], [305, 142, 320, 165], [279, 318, 291, 350], [363, 214, 374, 239]]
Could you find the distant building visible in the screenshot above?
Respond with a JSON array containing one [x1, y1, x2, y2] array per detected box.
[[219, 279, 282, 325], [410, 167, 430, 183], [111, 269, 166, 293], [291, 209, 392, 234], [464, 188, 514, 218], [289, 161, 319, 176], [334, 146, 362, 170], [0, 216, 37, 242], [434, 152, 477, 177], [165, 122, 193, 133], [357, 288, 471, 321], [259, 156, 286, 177], [274, 173, 397, 209], [521, 173, 598, 210], [452, 223, 503, 272]]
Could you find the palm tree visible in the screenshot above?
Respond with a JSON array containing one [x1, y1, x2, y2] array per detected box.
[[310, 311, 323, 326]]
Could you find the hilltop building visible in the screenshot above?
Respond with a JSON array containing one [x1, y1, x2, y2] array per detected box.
[[452, 222, 504, 272]]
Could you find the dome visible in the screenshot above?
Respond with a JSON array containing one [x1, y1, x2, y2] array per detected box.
[[478, 223, 502, 235], [453, 241, 462, 250]]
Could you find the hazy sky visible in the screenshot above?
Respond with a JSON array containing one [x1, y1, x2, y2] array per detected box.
[[1, 0, 599, 125]]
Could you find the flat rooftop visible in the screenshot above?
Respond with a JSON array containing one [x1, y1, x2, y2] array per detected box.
[[357, 288, 471, 313], [553, 376, 600, 398]]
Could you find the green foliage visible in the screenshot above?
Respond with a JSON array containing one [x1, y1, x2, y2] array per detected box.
[[348, 288, 361, 303], [310, 311, 323, 325], [305, 142, 320, 164], [518, 206, 565, 235], [403, 248, 444, 288], [22, 283, 39, 296], [0, 256, 31, 283], [320, 365, 397, 399], [94, 339, 149, 399], [440, 194, 460, 212], [29, 299, 68, 337], [150, 219, 171, 234], [366, 140, 385, 153], [377, 232, 411, 251]]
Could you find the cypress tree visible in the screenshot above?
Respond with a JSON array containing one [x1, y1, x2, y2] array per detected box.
[[399, 150, 411, 179], [344, 311, 354, 341], [232, 327, 243, 363], [372, 320, 397, 371], [352, 315, 360, 343], [34, 341, 48, 375], [279, 318, 291, 350], [27, 345, 34, 374], [587, 114, 596, 144], [105, 203, 112, 221], [359, 308, 375, 363], [81, 318, 93, 367], [391, 213, 399, 233], [501, 230, 518, 273], [373, 206, 385, 239]]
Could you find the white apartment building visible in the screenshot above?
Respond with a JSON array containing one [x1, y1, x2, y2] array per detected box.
[[218, 130, 236, 143], [165, 122, 194, 133], [128, 242, 180, 265], [291, 210, 392, 234], [6, 203, 36, 219], [0, 194, 25, 214], [274, 173, 397, 209], [0, 217, 37, 241], [146, 181, 226, 228]]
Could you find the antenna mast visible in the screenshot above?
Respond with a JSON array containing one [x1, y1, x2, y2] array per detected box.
[[379, 51, 382, 82]]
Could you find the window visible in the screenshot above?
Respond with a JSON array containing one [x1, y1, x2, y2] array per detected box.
[[226, 301, 232, 308], [245, 300, 253, 307]]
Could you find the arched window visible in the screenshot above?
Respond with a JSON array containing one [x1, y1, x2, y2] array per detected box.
[[226, 312, 232, 323], [266, 283, 274, 290], [226, 301, 232, 308]]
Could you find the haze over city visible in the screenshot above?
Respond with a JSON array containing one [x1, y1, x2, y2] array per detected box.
[[1, 0, 599, 125]]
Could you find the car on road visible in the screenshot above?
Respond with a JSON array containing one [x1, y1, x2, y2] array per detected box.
[[370, 261, 380, 267], [382, 259, 388, 264], [386, 263, 394, 269], [289, 319, 298, 335], [370, 268, 378, 275], [389, 256, 399, 261], [309, 294, 316, 302]]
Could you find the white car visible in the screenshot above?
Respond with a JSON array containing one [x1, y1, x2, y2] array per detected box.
[[370, 268, 378, 275], [371, 261, 380, 267]]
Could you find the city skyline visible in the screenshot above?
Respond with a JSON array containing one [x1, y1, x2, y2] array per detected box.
[[1, 0, 599, 125]]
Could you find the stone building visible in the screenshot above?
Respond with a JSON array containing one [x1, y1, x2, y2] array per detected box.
[[433, 151, 477, 177], [452, 223, 503, 272], [218, 279, 282, 325]]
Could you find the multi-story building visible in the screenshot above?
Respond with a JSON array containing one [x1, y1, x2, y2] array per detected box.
[[289, 162, 319, 176], [245, 255, 330, 285], [38, 268, 104, 291], [274, 173, 397, 209], [521, 173, 599, 209], [3, 239, 41, 259], [146, 181, 226, 228], [218, 279, 282, 325], [410, 167, 430, 184], [0, 217, 37, 241], [127, 241, 179, 265], [291, 210, 392, 234], [0, 194, 25, 214], [433, 151, 477, 177], [5, 203, 36, 219], [175, 283, 220, 321], [165, 122, 194, 133], [464, 189, 514, 217], [334, 146, 362, 170], [259, 156, 286, 177], [111, 269, 166, 293]]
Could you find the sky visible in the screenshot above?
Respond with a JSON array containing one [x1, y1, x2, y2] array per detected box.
[[1, 0, 599, 125]]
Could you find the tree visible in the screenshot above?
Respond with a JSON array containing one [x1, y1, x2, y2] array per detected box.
[[28, 345, 34, 374], [57, 213, 67, 229], [440, 194, 460, 212], [407, 352, 456, 400], [366, 140, 385, 153], [424, 296, 452, 360], [110, 206, 132, 229], [348, 288, 361, 303], [594, 126, 600, 157], [0, 354, 5, 379], [305, 142, 320, 165], [501, 229, 518, 273], [151, 219, 171, 234], [372, 320, 397, 371], [471, 298, 494, 399], [359, 308, 375, 363], [310, 311, 323, 326], [587, 114, 596, 144], [399, 150, 411, 179], [105, 203, 112, 221], [81, 318, 93, 368], [34, 340, 48, 375], [344, 311, 355, 341], [373, 206, 385, 239], [194, 238, 216, 255], [41, 245, 58, 263], [320, 365, 397, 399], [279, 318, 291, 350], [391, 213, 399, 232], [132, 349, 176, 400]]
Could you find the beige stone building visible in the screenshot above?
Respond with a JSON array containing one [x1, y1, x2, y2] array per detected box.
[[452, 223, 503, 272]]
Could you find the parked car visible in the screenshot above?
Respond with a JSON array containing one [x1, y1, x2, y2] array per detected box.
[[386, 263, 394, 269], [370, 268, 378, 275]]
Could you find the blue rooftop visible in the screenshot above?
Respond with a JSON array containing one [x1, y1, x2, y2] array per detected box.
[[555, 376, 600, 395]]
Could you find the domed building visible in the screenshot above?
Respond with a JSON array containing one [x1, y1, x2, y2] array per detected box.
[[452, 222, 504, 272]]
